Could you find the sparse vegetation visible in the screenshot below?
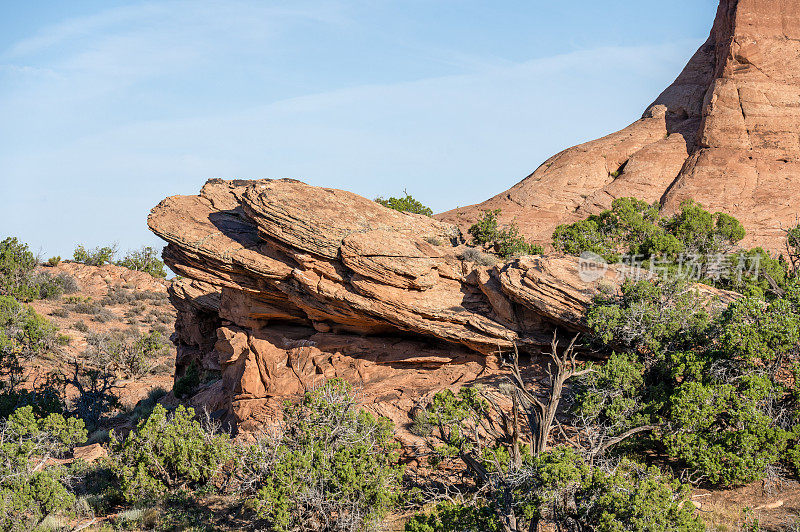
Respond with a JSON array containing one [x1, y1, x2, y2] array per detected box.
[[468, 209, 544, 258], [376, 191, 433, 216], [103, 285, 169, 306], [84, 328, 169, 377], [112, 404, 233, 503], [73, 243, 118, 266], [51, 307, 70, 318], [116, 246, 167, 278], [67, 297, 117, 322], [552, 198, 746, 268], [457, 247, 497, 266], [0, 237, 76, 302], [0, 295, 58, 363], [239, 380, 402, 532]]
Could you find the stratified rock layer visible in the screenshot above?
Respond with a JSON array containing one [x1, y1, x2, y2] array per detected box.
[[149, 179, 734, 430], [438, 0, 800, 254]]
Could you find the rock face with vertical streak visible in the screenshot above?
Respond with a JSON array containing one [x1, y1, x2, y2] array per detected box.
[[148, 179, 735, 431], [438, 0, 800, 255]]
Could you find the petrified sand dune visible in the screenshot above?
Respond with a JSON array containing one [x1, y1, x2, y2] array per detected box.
[[149, 179, 734, 429], [438, 0, 800, 255]]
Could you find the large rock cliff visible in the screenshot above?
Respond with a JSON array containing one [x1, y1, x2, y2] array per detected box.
[[438, 0, 800, 255]]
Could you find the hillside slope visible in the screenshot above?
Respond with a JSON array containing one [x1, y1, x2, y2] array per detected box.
[[438, 0, 800, 254]]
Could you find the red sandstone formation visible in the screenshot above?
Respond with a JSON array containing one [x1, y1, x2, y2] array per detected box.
[[148, 179, 734, 430], [438, 0, 800, 255]]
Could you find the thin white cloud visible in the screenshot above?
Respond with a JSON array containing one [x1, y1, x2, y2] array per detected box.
[[3, 0, 348, 59], [0, 0, 704, 259]]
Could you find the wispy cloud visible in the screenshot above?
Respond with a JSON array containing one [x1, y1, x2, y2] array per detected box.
[[3, 1, 348, 59], [0, 0, 704, 259]]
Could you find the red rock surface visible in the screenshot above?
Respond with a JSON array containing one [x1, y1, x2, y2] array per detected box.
[[438, 0, 800, 255]]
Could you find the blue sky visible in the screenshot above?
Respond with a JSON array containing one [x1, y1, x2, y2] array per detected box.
[[0, 0, 719, 259]]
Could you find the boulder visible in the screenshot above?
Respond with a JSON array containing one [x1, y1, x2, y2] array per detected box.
[[72, 443, 108, 463]]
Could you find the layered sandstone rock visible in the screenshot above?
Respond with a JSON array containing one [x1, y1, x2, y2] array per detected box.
[[149, 179, 734, 430], [438, 0, 800, 255]]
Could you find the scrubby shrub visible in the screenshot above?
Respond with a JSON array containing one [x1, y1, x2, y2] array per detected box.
[[568, 457, 703, 531], [85, 329, 168, 377], [36, 275, 64, 301], [54, 272, 79, 294], [552, 198, 674, 262], [112, 404, 233, 503], [408, 425, 702, 532], [578, 275, 800, 487], [552, 217, 617, 262], [51, 307, 70, 319], [174, 361, 201, 398], [0, 237, 38, 300], [375, 191, 433, 216], [662, 199, 745, 256], [468, 210, 543, 259], [68, 298, 116, 323], [661, 374, 790, 485], [25, 270, 76, 302], [73, 243, 117, 266], [150, 309, 172, 324], [102, 285, 168, 307], [47, 256, 61, 267], [0, 299, 64, 418], [0, 406, 88, 531], [239, 379, 402, 532], [405, 501, 501, 532], [715, 247, 787, 298], [587, 277, 715, 354], [457, 247, 497, 267], [571, 351, 652, 449], [552, 198, 746, 268], [0, 237, 73, 302], [116, 246, 167, 278], [719, 296, 800, 365], [496, 224, 544, 258], [786, 223, 800, 277], [103, 286, 136, 306], [468, 209, 501, 246], [0, 295, 58, 362]]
